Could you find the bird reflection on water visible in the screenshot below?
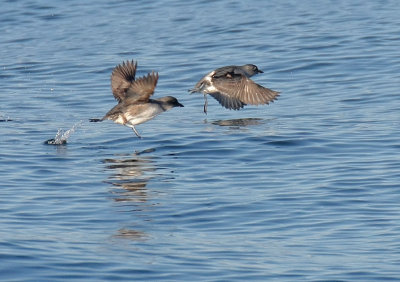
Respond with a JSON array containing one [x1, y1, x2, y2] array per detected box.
[[210, 118, 265, 127], [103, 151, 156, 203], [113, 228, 148, 241], [103, 149, 157, 241]]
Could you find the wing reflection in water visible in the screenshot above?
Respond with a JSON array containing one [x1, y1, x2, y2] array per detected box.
[[113, 228, 148, 241], [103, 149, 157, 241], [211, 118, 265, 127]]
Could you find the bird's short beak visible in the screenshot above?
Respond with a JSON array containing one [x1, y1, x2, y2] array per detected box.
[[258, 69, 264, 73], [178, 102, 184, 107]]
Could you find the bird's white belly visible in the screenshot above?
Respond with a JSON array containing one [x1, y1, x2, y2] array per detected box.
[[125, 106, 160, 126], [114, 115, 126, 125]]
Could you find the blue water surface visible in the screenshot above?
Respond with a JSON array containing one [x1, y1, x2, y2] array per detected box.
[[1, 0, 400, 281]]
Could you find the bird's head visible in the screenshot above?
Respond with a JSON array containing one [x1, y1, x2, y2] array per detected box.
[[242, 64, 263, 76], [159, 96, 184, 108]]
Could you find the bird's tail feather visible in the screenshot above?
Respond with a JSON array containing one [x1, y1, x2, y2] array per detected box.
[[189, 79, 206, 94]]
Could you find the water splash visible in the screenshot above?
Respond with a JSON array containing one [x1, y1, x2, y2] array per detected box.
[[45, 120, 83, 145], [0, 112, 12, 122]]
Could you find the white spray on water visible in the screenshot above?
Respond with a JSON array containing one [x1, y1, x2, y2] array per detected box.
[[48, 120, 83, 145]]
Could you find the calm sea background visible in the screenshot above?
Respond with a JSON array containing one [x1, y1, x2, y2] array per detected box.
[[1, 0, 400, 281]]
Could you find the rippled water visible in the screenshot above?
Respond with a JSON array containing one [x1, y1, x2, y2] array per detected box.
[[1, 0, 400, 280]]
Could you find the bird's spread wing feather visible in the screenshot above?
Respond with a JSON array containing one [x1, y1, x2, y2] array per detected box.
[[212, 73, 279, 107], [209, 92, 245, 110], [111, 60, 137, 102], [125, 72, 159, 103]]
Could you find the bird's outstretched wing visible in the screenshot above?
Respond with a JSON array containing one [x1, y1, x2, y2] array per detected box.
[[211, 73, 279, 109], [110, 60, 137, 102], [125, 72, 159, 103], [209, 92, 245, 110]]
